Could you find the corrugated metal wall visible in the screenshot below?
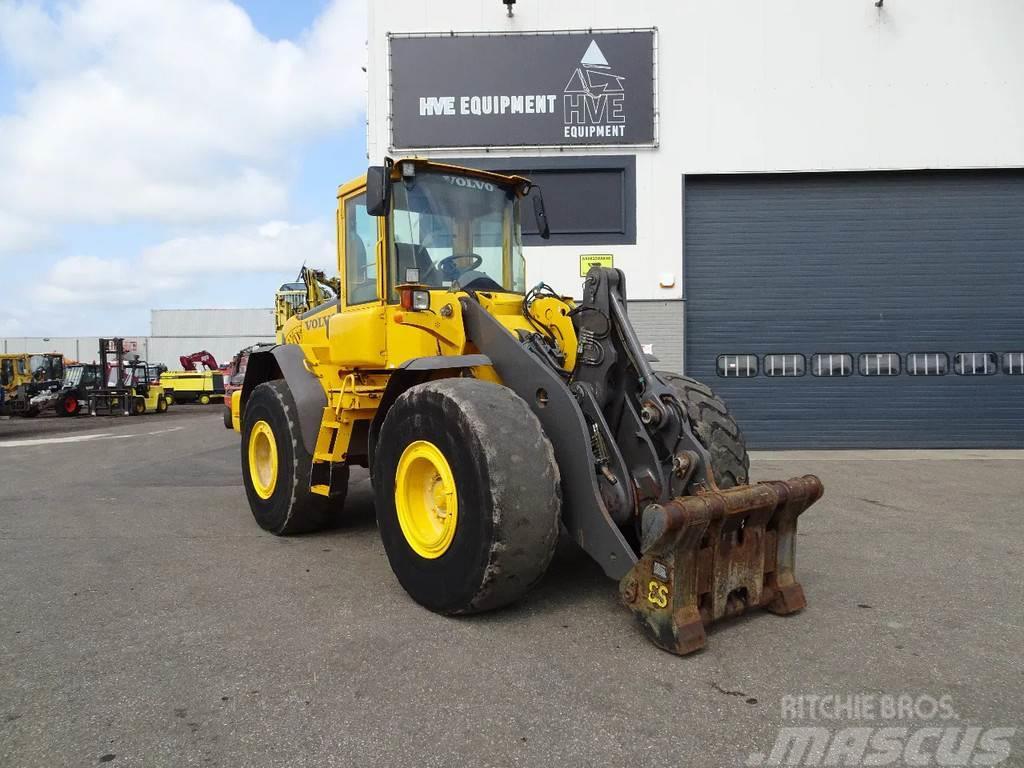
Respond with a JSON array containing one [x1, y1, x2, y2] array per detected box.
[[627, 301, 684, 375], [151, 308, 274, 337], [2, 308, 275, 369], [148, 336, 274, 369], [149, 308, 275, 369], [1, 337, 149, 362]]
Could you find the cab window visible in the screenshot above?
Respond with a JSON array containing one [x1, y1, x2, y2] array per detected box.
[[344, 193, 379, 305]]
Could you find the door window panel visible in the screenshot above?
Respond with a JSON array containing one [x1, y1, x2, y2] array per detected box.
[[716, 354, 758, 377], [344, 194, 379, 305], [1001, 353, 1024, 375], [763, 354, 806, 377], [858, 353, 901, 376], [906, 353, 948, 376], [811, 353, 853, 377], [953, 353, 997, 376]]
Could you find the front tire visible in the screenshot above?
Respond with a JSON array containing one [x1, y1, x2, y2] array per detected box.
[[241, 380, 347, 535], [222, 406, 233, 429], [658, 372, 750, 488], [58, 394, 80, 417], [373, 378, 561, 615]]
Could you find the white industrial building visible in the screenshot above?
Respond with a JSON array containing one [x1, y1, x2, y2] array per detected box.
[[366, 0, 1024, 448], [1, 308, 274, 369]]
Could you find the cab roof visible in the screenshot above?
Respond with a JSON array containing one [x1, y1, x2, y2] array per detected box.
[[337, 159, 530, 199]]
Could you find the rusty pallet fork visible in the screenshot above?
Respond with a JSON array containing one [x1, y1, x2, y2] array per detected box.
[[621, 475, 823, 654], [463, 267, 824, 655]]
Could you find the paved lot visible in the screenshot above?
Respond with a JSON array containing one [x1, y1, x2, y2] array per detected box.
[[1, 408, 1021, 767]]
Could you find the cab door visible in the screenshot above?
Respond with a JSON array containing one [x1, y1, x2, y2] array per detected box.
[[329, 188, 387, 368]]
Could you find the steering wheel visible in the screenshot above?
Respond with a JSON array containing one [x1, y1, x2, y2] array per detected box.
[[436, 253, 483, 281]]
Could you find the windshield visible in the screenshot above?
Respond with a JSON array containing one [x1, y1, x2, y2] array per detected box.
[[63, 366, 83, 387], [29, 354, 62, 381], [389, 169, 526, 299]]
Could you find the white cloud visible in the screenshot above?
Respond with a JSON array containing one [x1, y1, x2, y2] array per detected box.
[[33, 218, 335, 307], [0, 0, 366, 249], [141, 218, 335, 276], [32, 254, 187, 306], [0, 210, 50, 252]]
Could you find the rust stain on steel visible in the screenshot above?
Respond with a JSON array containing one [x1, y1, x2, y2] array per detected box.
[[619, 475, 824, 656]]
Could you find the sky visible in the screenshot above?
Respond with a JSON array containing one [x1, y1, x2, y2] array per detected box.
[[0, 0, 368, 337]]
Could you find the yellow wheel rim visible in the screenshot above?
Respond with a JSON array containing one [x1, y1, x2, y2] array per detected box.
[[395, 440, 458, 559], [248, 420, 278, 500]]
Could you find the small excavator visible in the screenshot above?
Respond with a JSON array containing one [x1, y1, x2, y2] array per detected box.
[[179, 351, 218, 372]]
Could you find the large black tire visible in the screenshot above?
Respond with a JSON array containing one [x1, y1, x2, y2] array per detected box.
[[659, 372, 750, 489], [373, 379, 561, 615], [241, 380, 348, 535]]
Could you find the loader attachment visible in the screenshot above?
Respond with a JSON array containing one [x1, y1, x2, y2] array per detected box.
[[620, 475, 823, 655]]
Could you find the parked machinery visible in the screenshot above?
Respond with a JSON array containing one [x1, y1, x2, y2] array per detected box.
[[0, 352, 65, 417], [53, 363, 102, 417], [179, 350, 218, 372], [232, 160, 824, 655], [161, 370, 225, 405], [273, 266, 340, 340], [88, 338, 168, 416], [222, 343, 274, 428]]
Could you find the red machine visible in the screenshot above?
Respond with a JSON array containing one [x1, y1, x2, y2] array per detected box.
[[179, 350, 218, 372], [221, 343, 272, 428]]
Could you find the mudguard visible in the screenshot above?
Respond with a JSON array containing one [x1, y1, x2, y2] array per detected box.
[[240, 344, 326, 456], [366, 354, 492, 474]]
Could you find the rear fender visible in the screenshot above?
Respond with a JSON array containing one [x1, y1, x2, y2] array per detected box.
[[240, 345, 326, 455]]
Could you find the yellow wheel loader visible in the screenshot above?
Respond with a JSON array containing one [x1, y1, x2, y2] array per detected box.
[[274, 266, 342, 341], [235, 159, 824, 655]]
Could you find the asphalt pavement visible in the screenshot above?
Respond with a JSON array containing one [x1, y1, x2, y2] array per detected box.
[[1, 407, 1021, 767]]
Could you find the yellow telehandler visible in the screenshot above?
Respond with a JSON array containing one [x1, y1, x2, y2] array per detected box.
[[233, 159, 823, 655]]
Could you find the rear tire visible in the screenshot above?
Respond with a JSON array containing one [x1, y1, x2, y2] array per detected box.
[[156, 396, 168, 413], [241, 380, 347, 535], [373, 378, 561, 615], [199, 394, 211, 405], [658, 372, 750, 489]]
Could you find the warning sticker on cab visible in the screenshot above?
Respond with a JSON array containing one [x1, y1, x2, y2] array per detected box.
[[579, 254, 614, 277]]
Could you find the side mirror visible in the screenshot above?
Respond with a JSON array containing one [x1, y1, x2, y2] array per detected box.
[[532, 186, 551, 240], [366, 165, 391, 216]]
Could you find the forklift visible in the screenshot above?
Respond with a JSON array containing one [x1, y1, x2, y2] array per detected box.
[[87, 338, 169, 416]]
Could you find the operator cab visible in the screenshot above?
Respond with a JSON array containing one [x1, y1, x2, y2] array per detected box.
[[356, 159, 549, 304]]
